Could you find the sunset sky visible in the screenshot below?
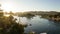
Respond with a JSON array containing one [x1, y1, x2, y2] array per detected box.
[[0, 0, 60, 12]]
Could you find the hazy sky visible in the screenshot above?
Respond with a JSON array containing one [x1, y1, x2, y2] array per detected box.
[[0, 0, 60, 12]]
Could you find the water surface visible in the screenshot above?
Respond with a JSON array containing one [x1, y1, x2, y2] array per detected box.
[[14, 16, 60, 34]]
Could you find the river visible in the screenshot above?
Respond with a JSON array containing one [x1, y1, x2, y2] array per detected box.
[[14, 15, 60, 34]]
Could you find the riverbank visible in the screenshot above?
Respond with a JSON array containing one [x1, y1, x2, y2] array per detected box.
[[41, 16, 60, 22]]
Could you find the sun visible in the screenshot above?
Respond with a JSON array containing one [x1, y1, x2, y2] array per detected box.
[[1, 3, 15, 13], [1, 3, 26, 13]]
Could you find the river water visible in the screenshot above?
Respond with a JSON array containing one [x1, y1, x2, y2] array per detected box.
[[14, 15, 60, 34]]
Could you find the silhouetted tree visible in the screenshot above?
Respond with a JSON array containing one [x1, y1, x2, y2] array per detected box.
[[0, 15, 24, 34]]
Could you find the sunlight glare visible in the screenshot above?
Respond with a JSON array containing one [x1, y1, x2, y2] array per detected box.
[[4, 15, 10, 17], [1, 3, 26, 13], [2, 3, 14, 12]]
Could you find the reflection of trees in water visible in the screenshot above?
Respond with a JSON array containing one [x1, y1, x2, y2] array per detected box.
[[48, 19, 60, 28]]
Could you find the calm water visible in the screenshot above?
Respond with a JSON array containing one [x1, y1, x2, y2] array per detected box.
[[14, 15, 60, 34]]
